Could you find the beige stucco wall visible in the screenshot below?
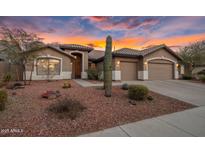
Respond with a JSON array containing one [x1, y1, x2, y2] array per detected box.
[[25, 47, 73, 80], [65, 50, 88, 72], [65, 50, 89, 79], [143, 48, 178, 70], [141, 48, 180, 80], [113, 57, 138, 71], [95, 57, 138, 71], [26, 48, 72, 72], [84, 52, 88, 71]]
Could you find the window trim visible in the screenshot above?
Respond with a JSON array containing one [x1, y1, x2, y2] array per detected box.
[[36, 56, 62, 76]]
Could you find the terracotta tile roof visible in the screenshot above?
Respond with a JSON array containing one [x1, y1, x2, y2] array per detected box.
[[88, 50, 105, 60], [47, 45, 76, 59], [112, 48, 141, 57], [26, 45, 76, 59], [59, 44, 93, 52], [140, 44, 167, 56], [92, 44, 181, 62]]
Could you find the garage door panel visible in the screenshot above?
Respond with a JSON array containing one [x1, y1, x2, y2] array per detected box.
[[121, 62, 138, 81], [148, 62, 173, 80]]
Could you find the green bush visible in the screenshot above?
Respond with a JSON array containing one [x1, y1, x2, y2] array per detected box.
[[128, 85, 149, 101], [147, 95, 154, 101], [199, 75, 205, 82], [0, 90, 7, 111], [122, 83, 129, 90], [3, 73, 12, 82], [182, 75, 192, 80], [87, 69, 98, 80]]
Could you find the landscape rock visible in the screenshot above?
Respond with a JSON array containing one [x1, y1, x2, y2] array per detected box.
[[129, 100, 136, 105]]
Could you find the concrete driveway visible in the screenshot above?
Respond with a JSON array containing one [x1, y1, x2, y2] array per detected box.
[[75, 79, 205, 106], [125, 80, 205, 106]]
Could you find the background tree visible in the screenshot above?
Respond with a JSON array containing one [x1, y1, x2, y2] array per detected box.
[[103, 35, 112, 97], [178, 40, 205, 75], [0, 26, 44, 84]]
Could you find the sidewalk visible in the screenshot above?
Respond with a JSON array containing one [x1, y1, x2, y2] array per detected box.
[[80, 106, 205, 137]]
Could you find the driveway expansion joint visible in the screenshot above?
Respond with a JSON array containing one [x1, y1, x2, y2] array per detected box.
[[119, 126, 131, 137], [156, 117, 196, 137]]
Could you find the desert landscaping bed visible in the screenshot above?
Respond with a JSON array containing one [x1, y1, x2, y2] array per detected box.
[[0, 80, 196, 137]]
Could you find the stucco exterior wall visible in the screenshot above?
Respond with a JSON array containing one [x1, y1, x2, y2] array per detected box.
[[27, 48, 72, 72], [113, 57, 138, 70], [25, 48, 73, 80], [144, 49, 178, 66], [65, 50, 88, 79], [140, 48, 179, 80]]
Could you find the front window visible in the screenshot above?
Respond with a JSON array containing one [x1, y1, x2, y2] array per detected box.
[[37, 58, 61, 75]]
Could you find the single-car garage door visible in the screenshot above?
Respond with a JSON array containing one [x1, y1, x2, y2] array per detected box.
[[148, 60, 174, 80], [121, 62, 138, 81]]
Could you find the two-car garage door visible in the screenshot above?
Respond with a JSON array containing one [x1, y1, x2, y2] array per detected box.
[[120, 59, 174, 81], [148, 60, 174, 80]]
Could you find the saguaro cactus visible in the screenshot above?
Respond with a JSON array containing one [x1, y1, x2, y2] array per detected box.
[[103, 35, 112, 97]]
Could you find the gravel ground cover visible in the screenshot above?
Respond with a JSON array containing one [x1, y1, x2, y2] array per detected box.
[[0, 80, 196, 136], [86, 80, 121, 84]]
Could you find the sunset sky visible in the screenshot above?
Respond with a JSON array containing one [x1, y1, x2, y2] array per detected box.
[[0, 16, 205, 51]]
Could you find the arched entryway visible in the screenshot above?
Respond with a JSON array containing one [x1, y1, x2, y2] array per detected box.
[[71, 52, 82, 78]]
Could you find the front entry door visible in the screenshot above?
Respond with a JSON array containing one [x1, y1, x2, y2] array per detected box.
[[74, 54, 82, 78]]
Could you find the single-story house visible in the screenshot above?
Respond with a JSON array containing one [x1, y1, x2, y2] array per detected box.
[[0, 44, 183, 81], [24, 44, 182, 81], [90, 44, 182, 80]]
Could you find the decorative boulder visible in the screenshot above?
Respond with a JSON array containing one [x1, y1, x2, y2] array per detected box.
[[122, 83, 129, 90], [13, 82, 24, 89], [42, 90, 61, 99], [6, 82, 24, 90]]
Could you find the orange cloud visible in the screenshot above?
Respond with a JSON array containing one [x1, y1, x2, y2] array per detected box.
[[143, 33, 205, 47], [40, 33, 205, 51], [41, 34, 106, 49]]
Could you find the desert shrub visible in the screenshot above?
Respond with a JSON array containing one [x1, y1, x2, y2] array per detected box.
[[147, 95, 154, 101], [62, 81, 71, 89], [182, 75, 192, 80], [122, 83, 129, 90], [98, 71, 104, 80], [48, 98, 86, 120], [13, 82, 23, 87], [0, 90, 7, 111], [199, 75, 205, 82], [3, 73, 12, 82], [87, 69, 98, 80], [197, 70, 205, 75], [128, 85, 149, 101]]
